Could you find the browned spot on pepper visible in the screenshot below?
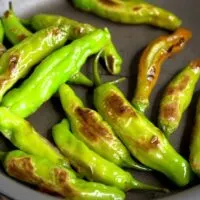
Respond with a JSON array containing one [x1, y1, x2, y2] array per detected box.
[[76, 107, 112, 141], [106, 55, 115, 72], [161, 102, 178, 121], [18, 34, 27, 41], [190, 59, 200, 71], [7, 157, 37, 183], [167, 37, 185, 54], [8, 54, 19, 72], [133, 6, 142, 11], [147, 65, 156, 82], [99, 0, 119, 7], [4, 11, 10, 18], [52, 28, 60, 36], [150, 136, 160, 146], [105, 93, 137, 118]]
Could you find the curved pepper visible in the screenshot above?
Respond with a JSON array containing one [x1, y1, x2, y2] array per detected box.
[[24, 13, 122, 75], [72, 0, 182, 30], [2, 2, 32, 45], [93, 82, 192, 187], [3, 150, 125, 200], [69, 72, 93, 87], [2, 29, 110, 118], [132, 28, 192, 113], [0, 107, 69, 168], [0, 19, 4, 43], [59, 83, 150, 171], [53, 119, 168, 192], [190, 97, 200, 176], [158, 60, 200, 137], [0, 25, 71, 102]]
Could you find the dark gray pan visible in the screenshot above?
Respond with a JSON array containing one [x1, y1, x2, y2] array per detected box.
[[0, 0, 200, 199]]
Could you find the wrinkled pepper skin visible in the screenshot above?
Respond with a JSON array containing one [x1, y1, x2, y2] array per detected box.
[[158, 60, 200, 137], [2, 4, 32, 45], [0, 25, 71, 102], [27, 13, 122, 75], [132, 28, 192, 113], [190, 97, 200, 176], [94, 84, 192, 187], [2, 29, 110, 118], [0, 107, 69, 168], [53, 119, 168, 192], [72, 0, 182, 30], [59, 84, 149, 171], [3, 150, 125, 200]]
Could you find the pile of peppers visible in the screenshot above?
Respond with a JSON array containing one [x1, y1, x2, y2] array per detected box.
[[0, 1, 199, 200]]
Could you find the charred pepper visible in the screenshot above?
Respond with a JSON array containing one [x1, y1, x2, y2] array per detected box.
[[2, 29, 110, 118], [3, 150, 126, 200], [93, 54, 192, 186], [72, 0, 182, 30], [53, 119, 168, 192], [0, 25, 71, 102], [132, 28, 192, 113], [190, 97, 200, 176], [59, 83, 149, 171], [24, 13, 122, 75], [0, 107, 69, 168], [158, 60, 200, 137]]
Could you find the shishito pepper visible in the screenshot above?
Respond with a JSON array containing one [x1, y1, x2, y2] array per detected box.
[[190, 97, 200, 176], [2, 2, 32, 45], [3, 150, 126, 200], [59, 83, 149, 171], [0, 107, 69, 168], [92, 55, 192, 187], [53, 119, 168, 192], [132, 28, 192, 113], [0, 19, 6, 57], [24, 13, 122, 75], [72, 0, 181, 30], [2, 29, 110, 118], [158, 60, 200, 137], [0, 25, 71, 102]]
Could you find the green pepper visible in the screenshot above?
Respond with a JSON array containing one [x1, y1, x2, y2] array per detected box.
[[0, 19, 5, 43], [53, 119, 168, 192], [2, 29, 110, 118], [0, 25, 71, 102], [3, 150, 126, 200], [2, 2, 32, 45], [23, 13, 122, 75], [0, 107, 69, 168], [190, 97, 200, 176], [72, 0, 182, 30], [59, 83, 150, 171], [158, 60, 200, 137], [132, 28, 192, 113]]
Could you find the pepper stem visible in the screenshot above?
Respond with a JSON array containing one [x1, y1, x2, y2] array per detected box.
[[9, 1, 13, 11], [93, 50, 126, 86]]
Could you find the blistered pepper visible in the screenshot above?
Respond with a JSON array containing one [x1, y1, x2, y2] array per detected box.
[[2, 2, 32, 45], [190, 97, 200, 176], [0, 107, 69, 168], [92, 54, 192, 186], [158, 60, 200, 137], [2, 29, 110, 118], [53, 119, 168, 192], [0, 25, 71, 102], [3, 150, 126, 200], [24, 13, 122, 75], [72, 0, 182, 30], [59, 83, 150, 171], [132, 28, 192, 113]]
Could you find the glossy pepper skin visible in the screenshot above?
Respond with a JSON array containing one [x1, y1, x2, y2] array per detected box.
[[26, 13, 122, 75], [72, 0, 182, 30], [132, 28, 192, 113], [94, 83, 192, 187], [0, 107, 69, 168], [0, 25, 71, 102], [53, 119, 168, 192], [0, 20, 6, 57], [3, 150, 125, 200], [59, 84, 149, 171], [2, 29, 110, 118], [69, 72, 93, 87], [158, 60, 200, 137], [2, 3, 32, 45], [190, 97, 200, 176]]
